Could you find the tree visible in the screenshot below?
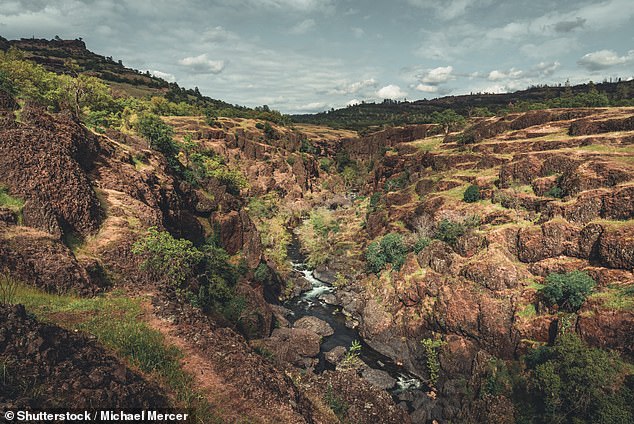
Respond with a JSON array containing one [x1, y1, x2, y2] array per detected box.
[[432, 109, 466, 135], [522, 334, 632, 424], [463, 185, 481, 203], [539, 270, 595, 311], [131, 227, 204, 287], [134, 112, 178, 157]]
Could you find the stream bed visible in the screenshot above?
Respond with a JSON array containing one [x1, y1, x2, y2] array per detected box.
[[283, 236, 426, 405]]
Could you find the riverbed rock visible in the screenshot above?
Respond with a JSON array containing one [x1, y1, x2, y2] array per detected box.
[[313, 265, 337, 284], [362, 368, 397, 390], [293, 316, 334, 337], [319, 293, 339, 305], [325, 346, 347, 365], [251, 327, 321, 368]]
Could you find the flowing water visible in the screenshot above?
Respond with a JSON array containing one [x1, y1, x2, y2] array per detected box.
[[283, 236, 426, 400]]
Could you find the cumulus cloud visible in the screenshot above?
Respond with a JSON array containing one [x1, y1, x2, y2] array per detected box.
[[577, 49, 634, 71], [178, 54, 225, 74], [376, 84, 407, 99], [333, 78, 377, 95], [420, 66, 454, 84], [346, 99, 361, 106], [289, 19, 316, 34], [488, 68, 523, 81], [415, 84, 438, 93], [149, 69, 176, 82]]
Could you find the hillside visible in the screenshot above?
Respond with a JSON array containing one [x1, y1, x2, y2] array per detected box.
[[0, 39, 633, 424], [292, 80, 634, 131]]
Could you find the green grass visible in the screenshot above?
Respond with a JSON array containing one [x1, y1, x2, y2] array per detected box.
[[411, 136, 443, 152], [518, 303, 537, 318], [0, 186, 25, 222], [11, 284, 221, 423], [590, 285, 634, 311]]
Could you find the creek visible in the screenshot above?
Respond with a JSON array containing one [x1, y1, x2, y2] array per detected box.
[[283, 235, 426, 406]]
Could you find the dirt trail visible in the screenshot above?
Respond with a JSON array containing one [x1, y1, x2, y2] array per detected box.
[[142, 301, 278, 424]]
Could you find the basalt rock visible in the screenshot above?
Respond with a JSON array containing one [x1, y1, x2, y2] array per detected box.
[[0, 305, 169, 410], [0, 108, 103, 238], [0, 225, 104, 295]]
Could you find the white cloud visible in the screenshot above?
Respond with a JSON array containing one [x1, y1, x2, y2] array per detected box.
[[406, 0, 485, 21], [295, 101, 327, 112], [149, 69, 176, 82], [333, 78, 377, 95], [178, 54, 225, 74], [420, 66, 454, 84], [415, 84, 438, 93], [346, 99, 361, 106], [577, 49, 634, 71], [376, 84, 407, 99], [488, 68, 523, 81], [289, 19, 315, 34]]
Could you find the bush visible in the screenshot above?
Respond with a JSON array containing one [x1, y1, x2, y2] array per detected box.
[[365, 233, 407, 274], [521, 333, 632, 424], [253, 263, 272, 283], [132, 227, 203, 287], [545, 185, 564, 198], [434, 219, 466, 245], [539, 270, 595, 311], [135, 113, 174, 150], [463, 184, 481, 203], [319, 158, 332, 172], [421, 338, 445, 387], [413, 237, 431, 254]]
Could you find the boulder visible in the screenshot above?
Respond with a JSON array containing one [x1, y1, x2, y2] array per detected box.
[[361, 368, 397, 390], [324, 346, 347, 365], [293, 316, 334, 337]]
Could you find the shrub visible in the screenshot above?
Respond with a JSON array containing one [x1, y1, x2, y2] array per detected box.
[[539, 270, 595, 311], [367, 192, 381, 213], [324, 384, 348, 420], [319, 158, 332, 172], [545, 185, 564, 198], [132, 227, 203, 287], [134, 112, 179, 158], [521, 333, 632, 424], [413, 237, 431, 254], [463, 184, 481, 203], [253, 263, 272, 283], [434, 219, 466, 245], [421, 338, 445, 387], [365, 233, 407, 274]]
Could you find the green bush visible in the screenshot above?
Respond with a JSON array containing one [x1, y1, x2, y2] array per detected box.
[[463, 184, 481, 203], [413, 237, 431, 254], [421, 338, 446, 387], [319, 158, 332, 172], [134, 112, 179, 159], [365, 233, 407, 274], [434, 219, 466, 245], [132, 227, 203, 287], [539, 270, 595, 311], [253, 263, 272, 283], [545, 185, 564, 198], [521, 333, 632, 424]]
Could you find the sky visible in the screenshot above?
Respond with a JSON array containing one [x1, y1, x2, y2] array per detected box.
[[1, 0, 633, 113]]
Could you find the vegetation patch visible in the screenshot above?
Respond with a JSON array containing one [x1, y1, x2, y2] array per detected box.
[[539, 270, 596, 312]]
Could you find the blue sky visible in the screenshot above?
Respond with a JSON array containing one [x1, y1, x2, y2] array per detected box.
[[1, 0, 633, 113]]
